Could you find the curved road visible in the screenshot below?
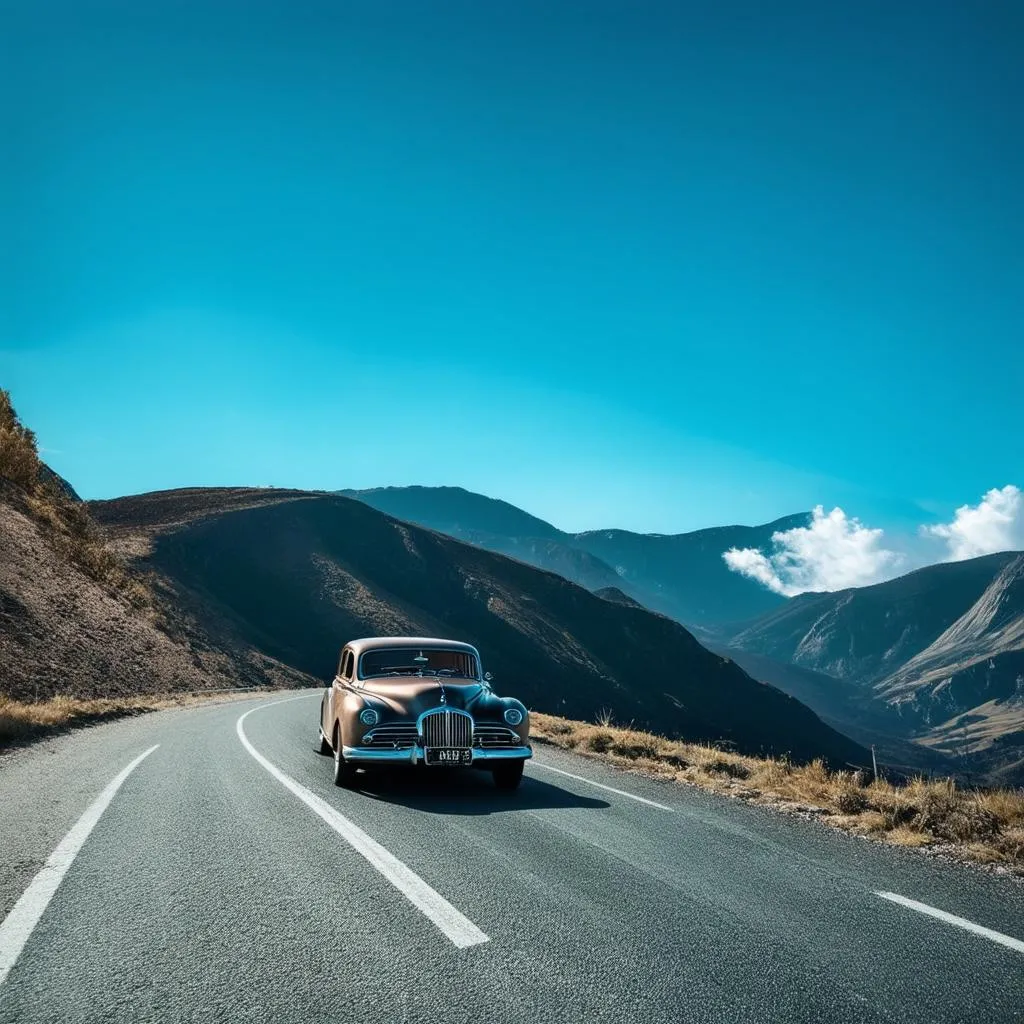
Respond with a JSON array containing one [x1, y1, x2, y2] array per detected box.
[[0, 692, 1021, 1023]]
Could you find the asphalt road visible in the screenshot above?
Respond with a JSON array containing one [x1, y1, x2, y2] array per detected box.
[[0, 691, 1022, 1024]]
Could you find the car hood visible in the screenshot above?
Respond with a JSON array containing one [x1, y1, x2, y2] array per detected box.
[[360, 678, 488, 717]]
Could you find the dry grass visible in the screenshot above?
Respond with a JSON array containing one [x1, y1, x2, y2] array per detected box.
[[0, 691, 272, 749], [1, 389, 150, 607], [531, 712, 1024, 874]]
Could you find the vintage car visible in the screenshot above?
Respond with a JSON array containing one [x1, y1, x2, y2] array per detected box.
[[318, 636, 531, 789]]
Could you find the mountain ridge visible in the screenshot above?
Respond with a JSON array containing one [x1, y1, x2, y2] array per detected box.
[[339, 485, 808, 626]]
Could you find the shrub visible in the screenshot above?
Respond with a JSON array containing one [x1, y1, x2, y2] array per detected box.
[[834, 787, 869, 814], [914, 792, 1000, 842], [0, 389, 40, 489], [610, 736, 662, 760], [701, 757, 751, 779], [1, 389, 152, 608], [586, 730, 614, 753]]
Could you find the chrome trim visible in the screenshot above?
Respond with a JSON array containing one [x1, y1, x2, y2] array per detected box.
[[341, 744, 532, 764], [467, 747, 532, 761], [417, 707, 473, 750], [342, 745, 418, 763]]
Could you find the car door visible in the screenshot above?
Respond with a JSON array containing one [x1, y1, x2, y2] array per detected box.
[[329, 648, 358, 746], [324, 648, 349, 741]]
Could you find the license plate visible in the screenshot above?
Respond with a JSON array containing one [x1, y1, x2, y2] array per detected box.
[[425, 747, 472, 765]]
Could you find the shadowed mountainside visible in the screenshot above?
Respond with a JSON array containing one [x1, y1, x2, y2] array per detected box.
[[92, 487, 869, 766], [340, 485, 807, 626]]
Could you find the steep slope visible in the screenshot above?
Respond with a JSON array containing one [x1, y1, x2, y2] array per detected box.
[[0, 482, 211, 699], [726, 553, 1017, 685], [94, 487, 869, 766], [877, 554, 1024, 711], [0, 482, 311, 702], [342, 485, 804, 626], [725, 553, 1024, 779]]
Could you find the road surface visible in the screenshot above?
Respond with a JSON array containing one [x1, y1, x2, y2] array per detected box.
[[0, 691, 1021, 1023]]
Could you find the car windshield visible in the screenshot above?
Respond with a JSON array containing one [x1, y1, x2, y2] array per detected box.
[[360, 648, 479, 680]]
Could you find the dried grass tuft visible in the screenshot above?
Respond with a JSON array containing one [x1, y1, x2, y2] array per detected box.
[[530, 711, 1024, 874]]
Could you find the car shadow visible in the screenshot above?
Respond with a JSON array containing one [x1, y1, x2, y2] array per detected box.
[[351, 766, 610, 814]]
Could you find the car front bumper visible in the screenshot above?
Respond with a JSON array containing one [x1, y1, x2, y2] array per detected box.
[[341, 744, 532, 765]]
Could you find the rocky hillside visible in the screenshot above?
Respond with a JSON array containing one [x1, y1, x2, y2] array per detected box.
[[0, 391, 310, 703], [341, 485, 805, 626], [92, 487, 868, 766]]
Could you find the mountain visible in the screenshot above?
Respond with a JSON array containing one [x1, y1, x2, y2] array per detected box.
[[573, 516, 808, 625], [724, 552, 1024, 778], [340, 485, 805, 626], [727, 553, 1018, 690], [91, 487, 868, 766], [0, 409, 307, 705], [337, 486, 624, 592]]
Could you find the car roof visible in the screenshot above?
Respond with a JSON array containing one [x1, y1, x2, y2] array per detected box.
[[344, 636, 480, 658]]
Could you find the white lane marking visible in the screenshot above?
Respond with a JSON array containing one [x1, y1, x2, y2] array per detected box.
[[529, 759, 673, 811], [0, 744, 159, 987], [875, 892, 1024, 955], [236, 700, 488, 949]]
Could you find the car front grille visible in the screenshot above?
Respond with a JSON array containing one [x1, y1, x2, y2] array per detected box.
[[421, 709, 473, 749], [362, 724, 419, 749], [473, 725, 522, 748]]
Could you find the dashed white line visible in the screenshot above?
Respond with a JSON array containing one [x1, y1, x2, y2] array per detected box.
[[529, 759, 674, 811], [0, 744, 160, 987], [236, 700, 489, 949], [875, 892, 1024, 955]]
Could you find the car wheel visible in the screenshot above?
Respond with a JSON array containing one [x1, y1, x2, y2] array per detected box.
[[317, 726, 332, 756], [333, 733, 357, 788], [492, 760, 525, 790]]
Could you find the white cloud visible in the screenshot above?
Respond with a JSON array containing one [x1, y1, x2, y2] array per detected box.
[[723, 506, 905, 597], [922, 485, 1024, 561], [724, 484, 1023, 597], [721, 546, 788, 594]]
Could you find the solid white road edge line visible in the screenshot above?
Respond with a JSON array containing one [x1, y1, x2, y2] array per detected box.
[[236, 700, 489, 949], [529, 760, 673, 811], [875, 892, 1024, 955], [0, 744, 160, 988]]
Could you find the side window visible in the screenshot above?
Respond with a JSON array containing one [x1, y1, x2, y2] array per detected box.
[[344, 651, 355, 681], [338, 649, 351, 681]]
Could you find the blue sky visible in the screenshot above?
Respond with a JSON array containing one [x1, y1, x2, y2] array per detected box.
[[3, 1, 1021, 534]]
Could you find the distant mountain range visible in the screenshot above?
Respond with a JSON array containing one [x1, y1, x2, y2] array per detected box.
[[721, 551, 1024, 782], [88, 487, 867, 765], [337, 485, 1024, 783], [338, 486, 807, 626]]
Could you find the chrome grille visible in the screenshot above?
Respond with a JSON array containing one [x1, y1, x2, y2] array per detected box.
[[473, 725, 521, 748], [421, 709, 473, 749], [362, 724, 418, 749]]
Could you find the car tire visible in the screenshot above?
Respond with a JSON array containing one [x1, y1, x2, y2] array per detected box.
[[492, 760, 525, 790], [333, 734, 357, 788], [317, 727, 332, 756]]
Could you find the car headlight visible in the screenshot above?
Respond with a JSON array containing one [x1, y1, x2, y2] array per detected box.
[[359, 708, 379, 726], [504, 708, 524, 726]]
